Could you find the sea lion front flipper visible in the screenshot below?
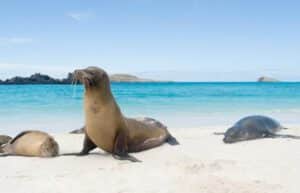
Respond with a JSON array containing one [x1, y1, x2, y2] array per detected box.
[[166, 134, 179, 145], [78, 134, 97, 156], [113, 131, 141, 162]]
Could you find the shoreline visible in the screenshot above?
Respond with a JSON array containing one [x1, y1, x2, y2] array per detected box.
[[1, 126, 300, 193]]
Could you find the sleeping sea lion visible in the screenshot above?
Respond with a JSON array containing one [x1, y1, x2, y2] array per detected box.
[[216, 115, 300, 143], [0, 130, 59, 157]]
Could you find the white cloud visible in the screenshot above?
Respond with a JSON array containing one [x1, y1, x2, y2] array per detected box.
[[66, 11, 94, 21], [0, 37, 32, 45]]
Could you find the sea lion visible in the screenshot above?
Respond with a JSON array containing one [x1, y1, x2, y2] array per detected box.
[[0, 130, 59, 157], [218, 115, 300, 143], [70, 117, 167, 134], [74, 66, 179, 162], [0, 135, 12, 146]]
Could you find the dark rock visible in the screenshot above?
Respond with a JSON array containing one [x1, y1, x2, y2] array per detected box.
[[2, 73, 61, 84], [61, 73, 74, 84], [0, 72, 160, 84]]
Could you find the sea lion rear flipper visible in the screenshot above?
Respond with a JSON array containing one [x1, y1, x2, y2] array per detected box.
[[113, 131, 141, 162], [166, 135, 179, 145], [270, 134, 300, 139], [213, 132, 225, 135]]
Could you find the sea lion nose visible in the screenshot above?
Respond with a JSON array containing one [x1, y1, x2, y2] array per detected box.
[[223, 137, 232, 143], [74, 70, 81, 76], [74, 70, 86, 78]]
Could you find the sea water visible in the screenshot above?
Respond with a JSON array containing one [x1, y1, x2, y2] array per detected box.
[[0, 82, 299, 134]]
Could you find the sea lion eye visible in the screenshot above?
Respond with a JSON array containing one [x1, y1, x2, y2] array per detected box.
[[87, 70, 95, 77]]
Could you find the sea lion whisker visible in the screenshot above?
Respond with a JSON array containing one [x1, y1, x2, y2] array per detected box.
[[72, 79, 78, 98]]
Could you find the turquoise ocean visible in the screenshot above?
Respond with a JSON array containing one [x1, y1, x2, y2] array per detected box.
[[0, 82, 299, 135]]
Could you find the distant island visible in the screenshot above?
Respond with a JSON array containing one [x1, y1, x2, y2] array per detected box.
[[109, 74, 154, 82], [0, 73, 158, 84], [257, 76, 280, 82]]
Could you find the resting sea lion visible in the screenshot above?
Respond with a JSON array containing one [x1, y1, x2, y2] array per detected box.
[[0, 130, 59, 157], [216, 115, 300, 143], [74, 66, 179, 162]]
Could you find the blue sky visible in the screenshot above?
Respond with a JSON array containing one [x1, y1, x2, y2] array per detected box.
[[0, 0, 299, 81]]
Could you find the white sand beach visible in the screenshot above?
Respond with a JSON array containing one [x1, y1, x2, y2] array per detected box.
[[1, 126, 300, 193]]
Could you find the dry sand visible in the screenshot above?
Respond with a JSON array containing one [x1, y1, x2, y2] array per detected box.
[[1, 126, 300, 193]]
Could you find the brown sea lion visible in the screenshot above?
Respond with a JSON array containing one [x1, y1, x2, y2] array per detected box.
[[74, 66, 179, 162], [0, 130, 59, 157]]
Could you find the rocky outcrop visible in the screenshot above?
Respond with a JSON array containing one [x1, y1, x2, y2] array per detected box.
[[0, 73, 156, 84], [61, 73, 74, 84], [258, 76, 280, 82], [2, 73, 61, 84]]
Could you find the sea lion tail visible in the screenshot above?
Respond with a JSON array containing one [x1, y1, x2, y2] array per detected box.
[[166, 135, 179, 145]]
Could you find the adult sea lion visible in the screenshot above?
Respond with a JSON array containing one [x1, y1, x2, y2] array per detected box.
[[0, 130, 59, 157], [74, 66, 179, 162], [217, 115, 300, 143]]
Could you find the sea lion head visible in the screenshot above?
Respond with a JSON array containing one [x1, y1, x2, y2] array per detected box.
[[223, 126, 247, 143], [74, 66, 110, 92]]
